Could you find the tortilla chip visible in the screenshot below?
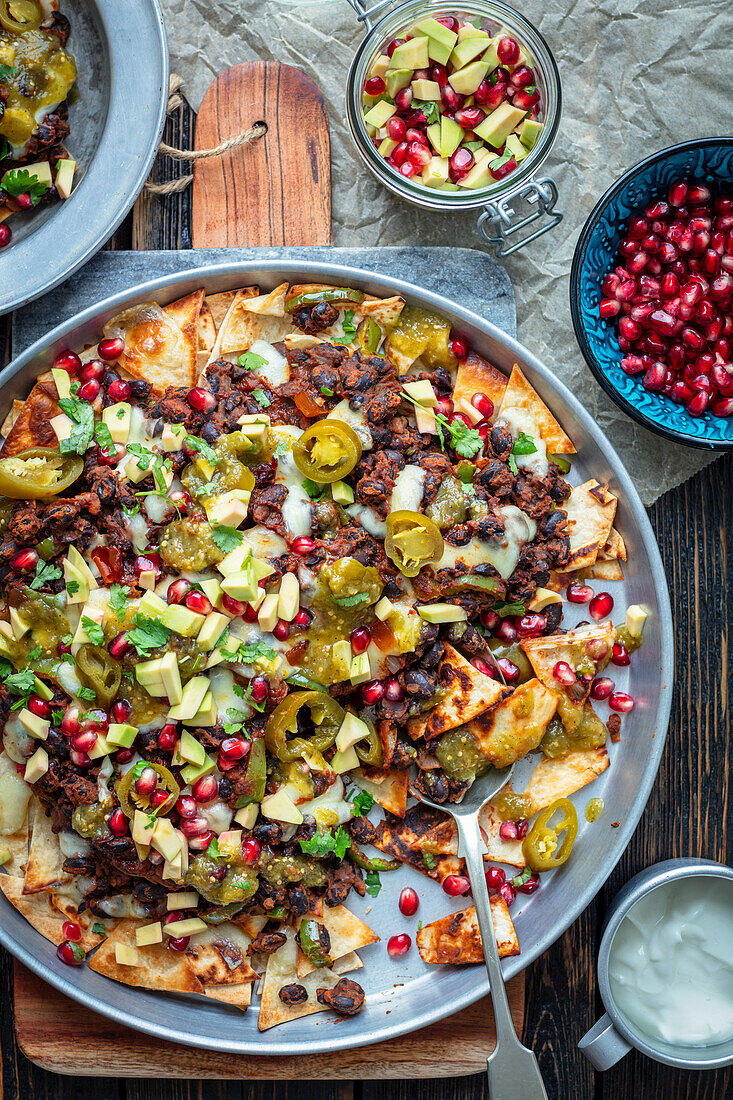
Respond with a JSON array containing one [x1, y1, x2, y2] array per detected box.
[[360, 295, 406, 328], [599, 527, 627, 562], [23, 807, 70, 894], [296, 905, 378, 977], [521, 622, 616, 731], [241, 282, 288, 317], [453, 351, 508, 412], [258, 928, 355, 1031], [204, 982, 252, 1010], [197, 301, 217, 352], [184, 922, 257, 985], [103, 302, 197, 392], [412, 802, 525, 869], [88, 919, 203, 994], [524, 746, 610, 813], [374, 806, 466, 884], [407, 644, 511, 741], [352, 766, 408, 817], [1, 374, 60, 455], [214, 289, 290, 357], [236, 914, 268, 940], [416, 898, 519, 964], [586, 559, 624, 582], [498, 364, 575, 454], [385, 342, 417, 376], [564, 479, 617, 571], [0, 826, 29, 876], [0, 874, 68, 944], [465, 678, 558, 768], [1, 398, 25, 438], [164, 289, 204, 357], [205, 289, 256, 332]]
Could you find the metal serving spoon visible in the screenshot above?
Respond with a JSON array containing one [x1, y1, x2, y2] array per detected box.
[[415, 764, 548, 1100]]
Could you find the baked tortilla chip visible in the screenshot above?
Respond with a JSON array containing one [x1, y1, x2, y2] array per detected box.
[[197, 301, 217, 352], [23, 807, 71, 894], [521, 622, 615, 732], [184, 922, 257, 985], [360, 294, 405, 328], [0, 374, 60, 455], [296, 905, 379, 977], [0, 752, 33, 846], [0, 825, 29, 877], [586, 559, 624, 582], [103, 302, 197, 392], [215, 289, 291, 357], [465, 678, 558, 768], [374, 806, 466, 883], [0, 874, 68, 944], [416, 898, 519, 964], [236, 913, 268, 940], [453, 351, 508, 412], [407, 644, 510, 741], [164, 289, 204, 356], [352, 766, 408, 817], [205, 289, 256, 331], [1, 398, 25, 438], [258, 928, 354, 1031], [241, 282, 288, 317], [412, 802, 525, 868], [204, 982, 252, 1010], [498, 364, 575, 454], [599, 527, 627, 562], [88, 919, 203, 994], [564, 479, 617, 571], [524, 746, 610, 813]]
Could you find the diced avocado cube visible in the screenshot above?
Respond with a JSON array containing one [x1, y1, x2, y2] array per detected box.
[[450, 35, 490, 69], [331, 639, 352, 681], [415, 17, 458, 50], [135, 922, 163, 947], [390, 36, 429, 70], [206, 490, 250, 529], [330, 745, 360, 773], [374, 596, 395, 620], [180, 754, 217, 785], [163, 917, 207, 938], [475, 103, 527, 148], [370, 54, 391, 81], [277, 572, 300, 621], [199, 577, 223, 606], [251, 557, 275, 582], [458, 158, 493, 189], [336, 712, 372, 752], [234, 803, 258, 829], [24, 746, 48, 783], [378, 137, 398, 158], [7, 159, 52, 189], [349, 652, 371, 685], [19, 708, 49, 741], [136, 652, 182, 705], [457, 24, 490, 41], [161, 422, 186, 452], [422, 156, 450, 187], [132, 809, 156, 845], [179, 728, 206, 767], [217, 542, 252, 577], [519, 118, 543, 150], [448, 59, 490, 95], [481, 38, 501, 72], [169, 677, 210, 722], [107, 723, 139, 748], [8, 608, 29, 640], [102, 402, 131, 444], [51, 367, 71, 399], [197, 611, 229, 652], [161, 604, 206, 637], [186, 689, 217, 728], [260, 788, 303, 825], [417, 602, 468, 623], [411, 78, 441, 100], [504, 133, 528, 161], [221, 568, 258, 603], [363, 100, 397, 128], [427, 122, 442, 152], [33, 677, 54, 702], [440, 115, 464, 157], [427, 37, 452, 65], [139, 590, 168, 617], [150, 818, 182, 863], [257, 592, 279, 632], [331, 480, 354, 505], [54, 157, 76, 199], [87, 733, 113, 760], [385, 68, 412, 98], [626, 605, 647, 639]]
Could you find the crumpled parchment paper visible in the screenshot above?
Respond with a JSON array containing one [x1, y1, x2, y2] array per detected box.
[[160, 0, 733, 504]]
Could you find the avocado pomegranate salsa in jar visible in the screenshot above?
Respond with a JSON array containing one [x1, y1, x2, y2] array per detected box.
[[0, 0, 77, 250], [0, 279, 643, 1029]]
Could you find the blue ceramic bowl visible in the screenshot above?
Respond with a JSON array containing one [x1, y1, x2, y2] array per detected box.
[[570, 138, 733, 450]]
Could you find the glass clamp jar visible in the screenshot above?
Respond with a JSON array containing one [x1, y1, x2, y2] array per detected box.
[[345, 0, 563, 255]]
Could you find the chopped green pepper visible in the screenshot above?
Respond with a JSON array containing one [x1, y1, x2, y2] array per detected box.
[[75, 645, 121, 708], [286, 287, 365, 312], [0, 448, 83, 499], [355, 317, 382, 355], [297, 918, 332, 966], [522, 797, 578, 871], [347, 847, 400, 872], [353, 718, 384, 767], [234, 737, 267, 806], [0, 0, 42, 32], [292, 420, 362, 484], [385, 510, 444, 577], [265, 691, 345, 762]]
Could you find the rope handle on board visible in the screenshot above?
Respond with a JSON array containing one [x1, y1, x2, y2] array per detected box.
[[145, 75, 267, 195]]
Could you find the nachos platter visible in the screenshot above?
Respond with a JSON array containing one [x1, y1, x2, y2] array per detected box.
[[0, 270, 672, 1046]]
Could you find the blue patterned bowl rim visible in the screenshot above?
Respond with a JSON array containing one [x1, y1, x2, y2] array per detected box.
[[570, 136, 733, 452]]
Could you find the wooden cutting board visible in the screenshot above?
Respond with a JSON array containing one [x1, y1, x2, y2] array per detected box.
[[12, 61, 524, 1077]]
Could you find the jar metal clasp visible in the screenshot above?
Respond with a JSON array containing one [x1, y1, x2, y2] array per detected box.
[[477, 177, 562, 256]]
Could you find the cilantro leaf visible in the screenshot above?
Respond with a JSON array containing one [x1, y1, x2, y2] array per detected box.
[[211, 525, 244, 554], [26, 645, 41, 661], [351, 788, 375, 816], [206, 837, 221, 859], [331, 591, 370, 609], [507, 453, 518, 475], [4, 668, 35, 698], [29, 559, 62, 591], [0, 64, 17, 82], [224, 641, 277, 666], [57, 395, 95, 455], [78, 686, 96, 701], [319, 386, 334, 397], [512, 431, 538, 457], [298, 826, 351, 861], [1, 167, 48, 205], [222, 707, 248, 736], [126, 614, 171, 657], [94, 422, 115, 452], [51, 708, 64, 725], [238, 352, 267, 370], [126, 442, 155, 471], [81, 616, 105, 645], [412, 99, 440, 125], [242, 682, 266, 713], [302, 478, 329, 501], [493, 600, 526, 617], [365, 870, 382, 897], [91, 922, 107, 938], [0, 658, 10, 679], [0, 137, 9, 162], [252, 388, 271, 408], [446, 417, 483, 459], [341, 310, 358, 344], [109, 583, 129, 620], [65, 579, 79, 596], [185, 435, 218, 466], [273, 439, 290, 460]]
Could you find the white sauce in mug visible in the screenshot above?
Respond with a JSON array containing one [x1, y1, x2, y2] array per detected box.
[[608, 875, 733, 1048]]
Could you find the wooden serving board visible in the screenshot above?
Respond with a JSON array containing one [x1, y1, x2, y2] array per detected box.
[[12, 60, 524, 1077]]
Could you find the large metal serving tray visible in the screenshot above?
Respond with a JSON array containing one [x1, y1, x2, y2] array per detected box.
[[0, 262, 674, 1055], [0, 0, 168, 315]]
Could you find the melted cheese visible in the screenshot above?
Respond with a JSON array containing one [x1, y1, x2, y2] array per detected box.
[[297, 777, 353, 825], [346, 502, 387, 537], [389, 464, 425, 513], [328, 400, 373, 450], [496, 406, 549, 477], [275, 448, 312, 539], [245, 525, 288, 560], [248, 339, 289, 386], [437, 505, 537, 580]]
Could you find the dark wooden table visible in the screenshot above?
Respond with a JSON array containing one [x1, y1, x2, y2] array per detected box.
[[0, 103, 730, 1100]]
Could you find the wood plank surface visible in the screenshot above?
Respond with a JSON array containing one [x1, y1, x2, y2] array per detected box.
[[0, 93, 730, 1100], [191, 61, 332, 247]]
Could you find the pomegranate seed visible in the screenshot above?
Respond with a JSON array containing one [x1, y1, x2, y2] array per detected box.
[[179, 816, 209, 838], [436, 396, 454, 418], [79, 359, 105, 384], [95, 441, 125, 466], [516, 871, 540, 895], [398, 162, 418, 179], [553, 661, 577, 686], [150, 789, 170, 809], [187, 387, 216, 413], [364, 76, 385, 95], [135, 767, 158, 796], [712, 395, 733, 415], [442, 874, 471, 897], [272, 619, 290, 641], [220, 736, 249, 760], [609, 691, 635, 712], [108, 633, 130, 660], [294, 608, 313, 629], [394, 87, 413, 113], [611, 642, 631, 667], [496, 657, 520, 683], [484, 81, 508, 109], [589, 592, 614, 620], [185, 590, 213, 615], [70, 749, 91, 767], [621, 355, 645, 375], [689, 184, 711, 204], [688, 391, 709, 416], [221, 594, 247, 617], [167, 936, 190, 951], [109, 808, 128, 836], [71, 730, 98, 753], [599, 298, 621, 319], [98, 337, 124, 361], [449, 147, 473, 183], [515, 613, 545, 638], [436, 14, 458, 31], [383, 675, 405, 702], [169, 489, 193, 516], [78, 380, 101, 402], [61, 708, 80, 737], [188, 830, 214, 851], [566, 581, 593, 603], [481, 609, 499, 630], [62, 920, 82, 942], [671, 379, 694, 403], [470, 392, 493, 419], [112, 700, 130, 724], [440, 84, 464, 112], [387, 933, 411, 958], [643, 363, 667, 392], [497, 36, 520, 64], [386, 116, 407, 142], [53, 349, 82, 375], [10, 548, 38, 573], [669, 180, 688, 207], [107, 378, 131, 401], [27, 695, 51, 719], [176, 795, 197, 819], [192, 775, 218, 803], [242, 837, 261, 863], [454, 106, 485, 130], [350, 626, 370, 653], [362, 679, 385, 705], [498, 882, 516, 907], [0, 224, 11, 248], [57, 940, 84, 966], [249, 675, 269, 703], [474, 79, 491, 104], [167, 578, 192, 605], [398, 887, 420, 917], [471, 657, 493, 676], [512, 89, 539, 110], [486, 867, 506, 891], [291, 536, 315, 555], [590, 676, 615, 700], [134, 554, 161, 582]]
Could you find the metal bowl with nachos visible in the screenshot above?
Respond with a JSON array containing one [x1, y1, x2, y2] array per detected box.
[[0, 267, 672, 1044]]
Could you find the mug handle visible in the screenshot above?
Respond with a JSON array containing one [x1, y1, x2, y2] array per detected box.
[[578, 1013, 633, 1071]]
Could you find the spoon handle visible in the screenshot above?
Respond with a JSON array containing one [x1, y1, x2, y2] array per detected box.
[[455, 815, 548, 1100]]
